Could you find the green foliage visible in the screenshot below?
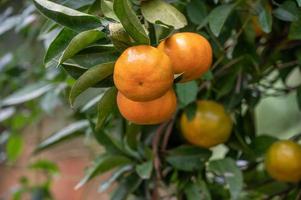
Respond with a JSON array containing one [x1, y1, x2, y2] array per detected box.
[[1, 0, 301, 199]]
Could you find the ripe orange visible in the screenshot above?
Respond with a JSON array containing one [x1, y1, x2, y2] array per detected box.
[[180, 100, 232, 148], [113, 45, 173, 102], [117, 89, 177, 125], [158, 32, 212, 82], [265, 140, 301, 183]]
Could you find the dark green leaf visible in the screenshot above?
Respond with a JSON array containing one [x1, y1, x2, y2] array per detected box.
[[184, 180, 211, 200], [69, 62, 114, 106], [113, 0, 149, 44], [70, 51, 118, 68], [208, 158, 243, 200], [186, 0, 207, 25], [296, 0, 301, 7], [166, 145, 212, 171], [141, 0, 187, 29], [208, 4, 235, 37], [75, 154, 132, 189], [111, 173, 141, 200], [59, 29, 105, 64], [258, 4, 272, 33], [249, 135, 277, 157], [101, 0, 119, 21], [184, 102, 197, 121], [44, 28, 77, 68], [289, 20, 301, 40], [61, 63, 87, 79], [35, 120, 89, 153], [94, 130, 125, 154], [6, 134, 23, 162], [33, 0, 102, 32], [95, 87, 117, 131], [1, 82, 53, 106], [136, 160, 153, 179], [124, 123, 141, 151], [176, 81, 198, 108]]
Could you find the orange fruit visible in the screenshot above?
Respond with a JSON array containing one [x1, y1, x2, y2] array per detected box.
[[265, 140, 301, 183], [113, 45, 173, 102], [158, 32, 212, 82], [180, 100, 232, 148], [117, 89, 177, 125]]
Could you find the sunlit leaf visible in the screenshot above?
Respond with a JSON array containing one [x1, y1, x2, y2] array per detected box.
[[59, 29, 105, 64], [208, 158, 243, 200], [44, 28, 77, 68], [141, 0, 187, 29], [208, 4, 235, 36], [114, 0, 149, 44], [69, 62, 114, 106], [33, 0, 102, 32]]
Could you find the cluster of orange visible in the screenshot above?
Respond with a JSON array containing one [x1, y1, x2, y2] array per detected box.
[[113, 32, 212, 125], [113, 32, 301, 184]]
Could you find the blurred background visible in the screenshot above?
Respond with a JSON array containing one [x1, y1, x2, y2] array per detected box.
[[0, 0, 300, 199]]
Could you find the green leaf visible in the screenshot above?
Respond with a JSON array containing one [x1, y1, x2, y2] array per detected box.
[[95, 87, 117, 130], [29, 160, 59, 174], [101, 0, 119, 21], [289, 20, 301, 40], [141, 0, 187, 29], [124, 123, 141, 151], [297, 0, 301, 7], [166, 145, 212, 171], [69, 62, 114, 106], [258, 4, 272, 33], [136, 160, 153, 179], [297, 86, 301, 110], [273, 1, 299, 22], [6, 134, 23, 162], [1, 82, 53, 106], [176, 81, 198, 108], [59, 29, 105, 64], [208, 4, 235, 37], [184, 180, 211, 200], [44, 28, 77, 68], [33, 0, 102, 32], [186, 0, 207, 25], [184, 102, 197, 121], [111, 173, 141, 200], [62, 63, 87, 79], [109, 22, 135, 51], [208, 158, 243, 200], [249, 135, 277, 157], [70, 51, 118, 68], [75, 154, 132, 189], [35, 120, 89, 153], [113, 0, 149, 44], [98, 165, 132, 193]]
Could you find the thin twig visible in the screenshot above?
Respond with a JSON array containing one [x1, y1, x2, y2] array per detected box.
[[276, 60, 299, 69], [161, 118, 175, 151], [152, 123, 168, 180]]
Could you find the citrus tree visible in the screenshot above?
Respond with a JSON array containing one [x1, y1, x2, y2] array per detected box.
[[26, 0, 301, 199]]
